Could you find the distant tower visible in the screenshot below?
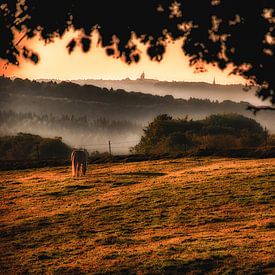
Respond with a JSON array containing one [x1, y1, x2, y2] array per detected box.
[[213, 77, 216, 85], [140, 72, 145, 80]]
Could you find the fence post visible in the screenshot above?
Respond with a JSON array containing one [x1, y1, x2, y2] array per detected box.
[[264, 127, 268, 148], [108, 140, 112, 157]]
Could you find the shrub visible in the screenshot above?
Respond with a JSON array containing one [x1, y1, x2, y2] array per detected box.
[[132, 113, 265, 154], [0, 133, 71, 160], [203, 135, 240, 150], [38, 138, 71, 159]]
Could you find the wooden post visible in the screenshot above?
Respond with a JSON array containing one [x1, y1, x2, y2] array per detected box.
[[108, 140, 112, 157], [264, 127, 268, 148]]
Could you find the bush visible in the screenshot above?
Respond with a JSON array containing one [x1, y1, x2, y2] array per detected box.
[[0, 133, 72, 160], [132, 113, 265, 154], [38, 138, 71, 159], [267, 134, 275, 146], [203, 134, 240, 150]]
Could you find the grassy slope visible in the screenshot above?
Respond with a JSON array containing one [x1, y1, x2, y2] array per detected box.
[[0, 157, 274, 274]]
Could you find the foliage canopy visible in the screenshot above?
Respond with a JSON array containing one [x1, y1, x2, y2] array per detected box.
[[0, 133, 71, 160], [133, 113, 265, 154]]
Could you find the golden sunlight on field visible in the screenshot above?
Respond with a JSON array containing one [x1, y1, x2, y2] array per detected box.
[[0, 157, 274, 273]]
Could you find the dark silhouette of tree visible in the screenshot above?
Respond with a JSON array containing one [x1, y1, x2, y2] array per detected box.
[[132, 113, 266, 154], [0, 133, 71, 160], [0, 0, 274, 107]]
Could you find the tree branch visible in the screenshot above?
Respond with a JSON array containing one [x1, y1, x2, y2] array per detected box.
[[246, 105, 275, 115]]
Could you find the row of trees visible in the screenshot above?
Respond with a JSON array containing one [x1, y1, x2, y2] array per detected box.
[[0, 77, 175, 106], [3, 77, 274, 131], [0, 76, 258, 109], [0, 133, 71, 160], [132, 113, 268, 154], [1, 114, 273, 160], [0, 110, 140, 134]]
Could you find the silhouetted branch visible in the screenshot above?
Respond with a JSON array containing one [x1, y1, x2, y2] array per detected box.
[[247, 105, 275, 115]]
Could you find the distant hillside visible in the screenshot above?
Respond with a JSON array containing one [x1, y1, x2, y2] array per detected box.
[[71, 78, 265, 106], [0, 77, 274, 153]]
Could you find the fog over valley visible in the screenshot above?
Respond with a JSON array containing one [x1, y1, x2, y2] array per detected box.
[[1, 77, 274, 153]]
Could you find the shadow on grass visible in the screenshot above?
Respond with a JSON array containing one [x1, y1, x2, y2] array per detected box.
[[95, 255, 235, 274], [53, 266, 85, 275], [0, 214, 69, 240], [95, 235, 143, 246], [65, 185, 95, 191], [116, 171, 166, 177], [47, 184, 95, 197], [145, 255, 233, 274], [112, 181, 138, 187]]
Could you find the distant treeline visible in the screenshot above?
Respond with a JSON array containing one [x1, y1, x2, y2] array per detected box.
[[0, 133, 71, 161], [1, 76, 274, 141], [0, 110, 140, 134], [0, 76, 254, 107], [0, 76, 176, 105], [132, 113, 272, 155], [1, 76, 274, 125], [0, 112, 274, 167]]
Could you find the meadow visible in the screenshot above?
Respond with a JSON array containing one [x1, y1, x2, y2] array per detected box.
[[0, 157, 274, 274]]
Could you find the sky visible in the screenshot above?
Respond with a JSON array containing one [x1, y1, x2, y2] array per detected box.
[[1, 30, 246, 84]]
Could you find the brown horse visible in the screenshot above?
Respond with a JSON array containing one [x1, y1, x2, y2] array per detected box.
[[71, 149, 87, 177]]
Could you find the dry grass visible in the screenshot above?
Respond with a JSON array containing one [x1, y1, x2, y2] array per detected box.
[[0, 157, 274, 274]]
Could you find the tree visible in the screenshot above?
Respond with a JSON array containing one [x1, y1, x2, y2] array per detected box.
[[1, 1, 274, 108], [132, 113, 265, 154], [0, 133, 71, 160]]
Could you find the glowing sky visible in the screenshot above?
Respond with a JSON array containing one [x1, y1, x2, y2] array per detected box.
[[1, 30, 246, 84]]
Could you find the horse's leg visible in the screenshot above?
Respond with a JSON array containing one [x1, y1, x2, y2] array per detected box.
[[76, 162, 80, 177], [74, 159, 78, 177], [82, 161, 87, 176]]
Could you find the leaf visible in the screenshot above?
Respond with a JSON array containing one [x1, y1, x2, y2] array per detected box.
[[30, 53, 39, 64], [66, 39, 76, 54], [132, 53, 140, 63], [106, 48, 114, 56], [81, 37, 91, 53]]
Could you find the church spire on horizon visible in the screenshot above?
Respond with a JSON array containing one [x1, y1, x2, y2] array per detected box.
[[140, 71, 145, 80]]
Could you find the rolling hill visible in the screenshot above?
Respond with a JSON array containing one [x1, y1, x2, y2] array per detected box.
[[0, 157, 274, 273], [0, 76, 274, 152], [72, 78, 265, 106]]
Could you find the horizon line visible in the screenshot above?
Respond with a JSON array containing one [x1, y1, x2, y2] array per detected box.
[[4, 75, 246, 86]]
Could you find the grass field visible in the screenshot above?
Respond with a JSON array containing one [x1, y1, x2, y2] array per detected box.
[[0, 157, 274, 274]]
